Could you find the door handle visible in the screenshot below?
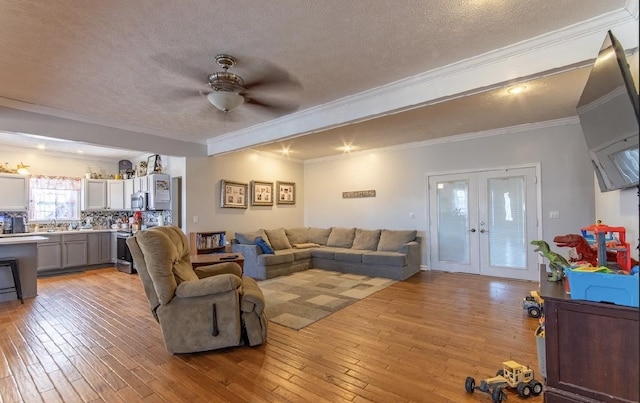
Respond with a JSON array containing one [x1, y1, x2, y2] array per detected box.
[[469, 228, 476, 233], [480, 229, 488, 233]]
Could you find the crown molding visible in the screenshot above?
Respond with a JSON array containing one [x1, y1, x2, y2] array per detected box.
[[304, 117, 579, 164], [208, 8, 637, 156]]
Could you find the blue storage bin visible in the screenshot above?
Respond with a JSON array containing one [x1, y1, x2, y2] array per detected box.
[[566, 269, 639, 307]]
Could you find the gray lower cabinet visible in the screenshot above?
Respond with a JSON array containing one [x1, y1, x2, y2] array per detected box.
[[62, 233, 88, 268], [88, 232, 112, 265], [37, 234, 62, 271]]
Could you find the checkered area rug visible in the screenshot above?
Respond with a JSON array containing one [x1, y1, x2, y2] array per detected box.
[[258, 269, 396, 330]]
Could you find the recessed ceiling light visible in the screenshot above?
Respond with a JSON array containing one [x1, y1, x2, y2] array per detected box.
[[338, 144, 357, 153], [280, 147, 290, 155], [77, 150, 84, 154], [507, 85, 527, 94], [36, 144, 45, 150]]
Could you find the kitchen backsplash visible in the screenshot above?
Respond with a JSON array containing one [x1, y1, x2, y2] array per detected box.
[[0, 210, 172, 232]]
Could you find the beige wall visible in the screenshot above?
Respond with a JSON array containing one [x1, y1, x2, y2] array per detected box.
[[184, 151, 305, 238], [304, 121, 599, 266]]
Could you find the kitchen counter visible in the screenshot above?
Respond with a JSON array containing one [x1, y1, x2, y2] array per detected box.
[[0, 229, 115, 238], [0, 235, 48, 303]]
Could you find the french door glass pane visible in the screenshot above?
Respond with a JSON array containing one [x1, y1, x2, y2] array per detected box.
[[487, 176, 526, 268], [437, 180, 469, 263]]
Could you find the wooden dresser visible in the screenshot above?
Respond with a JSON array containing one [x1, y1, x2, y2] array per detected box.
[[539, 266, 639, 403]]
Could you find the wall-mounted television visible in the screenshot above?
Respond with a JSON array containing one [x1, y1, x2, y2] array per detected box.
[[576, 30, 639, 192]]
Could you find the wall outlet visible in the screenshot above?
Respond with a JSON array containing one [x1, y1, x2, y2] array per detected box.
[[549, 211, 560, 219], [193, 215, 198, 223]]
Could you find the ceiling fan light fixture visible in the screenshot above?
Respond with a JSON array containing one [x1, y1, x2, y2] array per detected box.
[[16, 162, 30, 175], [207, 90, 245, 113]]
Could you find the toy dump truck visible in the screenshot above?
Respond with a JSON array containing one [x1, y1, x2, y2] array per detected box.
[[465, 360, 543, 402], [523, 290, 543, 318]]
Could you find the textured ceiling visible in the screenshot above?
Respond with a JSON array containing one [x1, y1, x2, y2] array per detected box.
[[0, 0, 636, 159]]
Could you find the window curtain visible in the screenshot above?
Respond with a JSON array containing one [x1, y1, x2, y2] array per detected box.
[[28, 175, 82, 221]]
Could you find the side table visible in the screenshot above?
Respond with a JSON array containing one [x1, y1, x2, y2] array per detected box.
[[190, 253, 244, 272]]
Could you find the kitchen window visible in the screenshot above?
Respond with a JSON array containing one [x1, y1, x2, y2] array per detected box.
[[28, 176, 81, 222]]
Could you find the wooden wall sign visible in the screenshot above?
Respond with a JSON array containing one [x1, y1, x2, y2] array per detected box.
[[342, 190, 376, 199]]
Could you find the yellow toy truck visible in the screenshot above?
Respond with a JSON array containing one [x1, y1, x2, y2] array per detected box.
[[522, 290, 544, 318], [465, 360, 543, 402]]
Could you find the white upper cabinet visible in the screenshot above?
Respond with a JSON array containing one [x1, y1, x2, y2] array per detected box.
[[123, 179, 133, 210], [0, 173, 29, 211], [81, 179, 107, 210], [107, 180, 125, 210], [132, 176, 149, 193]]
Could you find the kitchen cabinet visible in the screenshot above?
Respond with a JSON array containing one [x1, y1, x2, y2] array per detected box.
[[123, 179, 133, 210], [132, 176, 149, 193], [87, 232, 112, 265], [0, 173, 29, 211], [107, 180, 125, 210], [81, 179, 107, 210], [62, 233, 87, 268], [37, 234, 62, 271]]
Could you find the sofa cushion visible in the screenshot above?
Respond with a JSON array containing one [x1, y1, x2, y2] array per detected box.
[[236, 229, 271, 246], [264, 228, 292, 250], [285, 227, 309, 245], [310, 248, 337, 260], [326, 227, 356, 248], [291, 249, 312, 260], [335, 250, 364, 263], [363, 251, 407, 266], [377, 229, 417, 252], [307, 227, 332, 245], [293, 242, 320, 249], [255, 236, 274, 254], [352, 229, 381, 250], [257, 253, 294, 266]]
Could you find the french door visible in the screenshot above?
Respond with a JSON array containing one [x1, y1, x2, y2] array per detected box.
[[428, 167, 539, 281]]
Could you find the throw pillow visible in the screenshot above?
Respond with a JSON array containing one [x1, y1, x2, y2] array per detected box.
[[307, 227, 332, 245], [264, 228, 292, 250], [235, 229, 271, 246], [293, 242, 320, 249], [255, 236, 274, 254], [352, 229, 381, 250], [285, 227, 309, 245], [377, 229, 417, 252], [326, 227, 356, 248]]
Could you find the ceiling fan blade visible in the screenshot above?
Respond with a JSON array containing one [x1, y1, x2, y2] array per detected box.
[[244, 97, 300, 115], [151, 53, 210, 85], [242, 60, 302, 92], [165, 87, 208, 100]]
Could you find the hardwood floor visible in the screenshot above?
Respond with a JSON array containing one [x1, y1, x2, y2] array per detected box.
[[0, 268, 544, 402]]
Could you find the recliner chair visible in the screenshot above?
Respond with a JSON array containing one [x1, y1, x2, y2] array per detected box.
[[126, 226, 267, 354]]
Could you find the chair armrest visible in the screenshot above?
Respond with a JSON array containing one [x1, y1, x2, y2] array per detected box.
[[194, 262, 242, 278], [175, 274, 242, 298], [231, 243, 261, 259], [240, 276, 266, 314], [399, 241, 419, 254]]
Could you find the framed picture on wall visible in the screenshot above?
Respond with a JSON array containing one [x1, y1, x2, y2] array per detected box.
[[251, 180, 274, 206], [221, 180, 248, 209], [146, 154, 162, 174], [276, 181, 296, 205]]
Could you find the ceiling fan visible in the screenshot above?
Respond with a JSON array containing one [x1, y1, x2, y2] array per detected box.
[[201, 54, 301, 115]]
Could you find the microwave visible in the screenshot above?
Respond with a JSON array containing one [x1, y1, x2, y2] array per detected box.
[[131, 192, 148, 210]]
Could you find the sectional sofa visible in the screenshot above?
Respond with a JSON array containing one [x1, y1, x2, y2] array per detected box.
[[231, 227, 420, 281]]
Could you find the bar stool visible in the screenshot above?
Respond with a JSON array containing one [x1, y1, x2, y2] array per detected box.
[[0, 258, 23, 304]]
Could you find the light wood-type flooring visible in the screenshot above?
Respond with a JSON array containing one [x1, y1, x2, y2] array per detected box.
[[0, 268, 544, 402]]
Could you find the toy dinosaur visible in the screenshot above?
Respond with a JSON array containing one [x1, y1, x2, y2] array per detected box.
[[553, 234, 598, 267], [554, 233, 639, 269], [531, 240, 569, 281]]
